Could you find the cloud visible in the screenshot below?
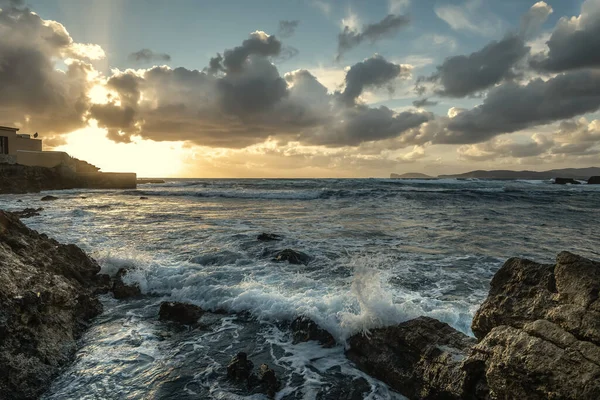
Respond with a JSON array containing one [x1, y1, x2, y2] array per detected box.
[[530, 0, 600, 72], [519, 1, 553, 40], [422, 2, 555, 99], [552, 117, 600, 155], [129, 49, 172, 63], [425, 35, 528, 98], [412, 98, 438, 108], [337, 14, 410, 60], [434, 0, 502, 36], [88, 33, 429, 149], [0, 6, 96, 134], [278, 20, 300, 38], [437, 69, 600, 144], [211, 31, 282, 73], [339, 55, 409, 105], [457, 133, 554, 161]]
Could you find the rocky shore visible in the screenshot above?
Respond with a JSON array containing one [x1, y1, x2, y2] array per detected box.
[[1, 212, 598, 399], [346, 252, 600, 399], [0, 211, 110, 399]]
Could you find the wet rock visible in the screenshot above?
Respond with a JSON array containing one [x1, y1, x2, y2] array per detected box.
[[112, 268, 142, 299], [290, 316, 336, 347], [227, 352, 254, 382], [346, 316, 478, 399], [257, 233, 282, 241], [273, 249, 311, 265], [12, 207, 43, 219], [588, 176, 600, 184], [466, 252, 600, 399], [40, 195, 59, 201], [139, 196, 148, 200], [158, 301, 204, 325], [554, 177, 581, 184], [0, 211, 105, 399], [317, 376, 372, 400], [256, 364, 279, 398]]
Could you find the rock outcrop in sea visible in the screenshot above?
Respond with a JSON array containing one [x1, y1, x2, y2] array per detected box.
[[346, 251, 600, 399], [0, 211, 109, 399]]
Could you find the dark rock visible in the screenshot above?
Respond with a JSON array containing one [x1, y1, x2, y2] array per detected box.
[[588, 176, 600, 184], [346, 316, 478, 399], [554, 177, 581, 184], [468, 251, 600, 399], [257, 233, 282, 241], [139, 196, 148, 200], [137, 179, 166, 184], [40, 195, 59, 201], [317, 376, 371, 400], [0, 211, 105, 399], [0, 164, 81, 194], [112, 268, 142, 299], [290, 316, 336, 347], [227, 352, 254, 382], [158, 302, 204, 325], [12, 207, 43, 219], [273, 249, 311, 265], [256, 364, 279, 398]]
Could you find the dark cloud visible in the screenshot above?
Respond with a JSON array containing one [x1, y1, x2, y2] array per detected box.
[[436, 69, 600, 144], [340, 55, 408, 105], [278, 20, 300, 38], [304, 106, 432, 146], [90, 47, 428, 148], [220, 31, 282, 73], [426, 35, 529, 98], [412, 98, 438, 108], [337, 14, 410, 60], [0, 6, 93, 135], [129, 49, 171, 63], [530, 1, 600, 72]]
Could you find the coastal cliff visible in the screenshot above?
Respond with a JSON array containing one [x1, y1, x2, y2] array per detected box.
[[0, 211, 109, 399], [346, 252, 600, 399]]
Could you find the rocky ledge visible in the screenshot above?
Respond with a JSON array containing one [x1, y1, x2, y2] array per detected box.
[[0, 211, 109, 399], [346, 251, 600, 399]]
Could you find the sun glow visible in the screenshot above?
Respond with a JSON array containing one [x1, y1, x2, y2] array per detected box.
[[54, 124, 193, 177]]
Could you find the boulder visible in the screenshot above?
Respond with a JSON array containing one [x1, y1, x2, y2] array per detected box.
[[139, 196, 148, 200], [227, 352, 254, 382], [346, 316, 480, 400], [466, 252, 600, 399], [0, 211, 106, 399], [257, 364, 279, 398], [12, 207, 43, 219], [588, 176, 600, 184], [158, 301, 204, 325], [290, 316, 336, 347], [40, 195, 59, 201], [257, 233, 282, 241], [554, 177, 581, 184], [273, 249, 311, 265], [112, 268, 142, 299]]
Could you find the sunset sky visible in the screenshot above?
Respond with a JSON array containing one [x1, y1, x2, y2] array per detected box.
[[1, 0, 599, 177]]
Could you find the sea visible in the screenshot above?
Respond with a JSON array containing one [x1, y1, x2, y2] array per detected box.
[[1, 178, 599, 399]]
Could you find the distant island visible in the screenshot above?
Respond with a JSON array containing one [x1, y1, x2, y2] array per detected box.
[[391, 167, 600, 181]]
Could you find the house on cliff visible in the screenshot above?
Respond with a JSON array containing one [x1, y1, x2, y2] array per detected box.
[[0, 125, 136, 189], [0, 126, 42, 162]]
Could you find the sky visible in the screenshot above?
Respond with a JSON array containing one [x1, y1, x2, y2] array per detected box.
[[0, 0, 599, 177]]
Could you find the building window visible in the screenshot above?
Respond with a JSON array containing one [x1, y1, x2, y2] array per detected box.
[[0, 136, 8, 155]]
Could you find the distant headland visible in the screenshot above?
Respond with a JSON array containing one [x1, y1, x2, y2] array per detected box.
[[391, 167, 600, 181]]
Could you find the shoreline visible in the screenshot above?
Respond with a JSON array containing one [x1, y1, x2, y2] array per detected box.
[[1, 210, 599, 399]]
